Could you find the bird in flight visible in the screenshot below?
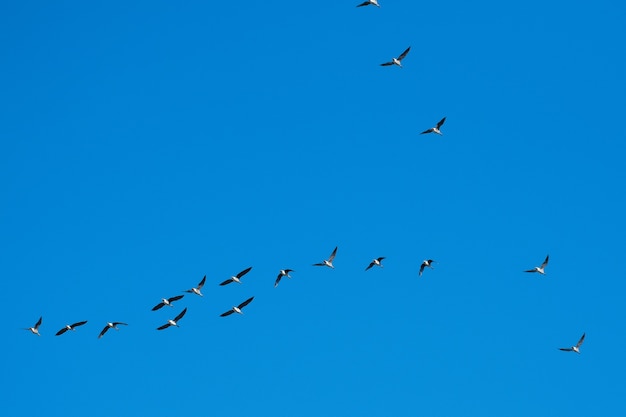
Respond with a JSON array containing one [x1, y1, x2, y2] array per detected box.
[[152, 295, 185, 311], [365, 257, 385, 271], [185, 275, 207, 296], [420, 117, 447, 135], [559, 333, 586, 354], [313, 246, 338, 268], [55, 321, 88, 336], [220, 267, 253, 286], [524, 255, 549, 275], [380, 46, 411, 68], [419, 259, 435, 276], [274, 269, 294, 287], [24, 316, 43, 336], [98, 322, 127, 339], [157, 308, 188, 330], [356, 0, 380, 7], [220, 297, 255, 317]]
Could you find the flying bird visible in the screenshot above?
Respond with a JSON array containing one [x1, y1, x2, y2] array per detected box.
[[220, 267, 253, 286], [152, 295, 185, 311], [357, 0, 380, 7], [157, 308, 188, 330], [559, 333, 586, 353], [274, 269, 294, 287], [313, 246, 338, 268], [380, 46, 411, 68], [420, 117, 447, 135], [24, 316, 43, 336], [524, 255, 549, 275], [365, 257, 385, 271], [55, 321, 88, 336], [419, 259, 435, 276], [98, 322, 127, 339], [185, 275, 206, 296], [220, 297, 255, 317]]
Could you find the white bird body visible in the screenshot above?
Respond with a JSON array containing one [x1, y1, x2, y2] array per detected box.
[[313, 247, 338, 269], [357, 0, 380, 7], [524, 255, 549, 275]]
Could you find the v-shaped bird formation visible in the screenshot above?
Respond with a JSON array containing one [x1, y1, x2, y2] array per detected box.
[[19, 5, 585, 359]]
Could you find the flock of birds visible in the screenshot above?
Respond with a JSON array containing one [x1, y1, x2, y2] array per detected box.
[[22, 246, 586, 354], [20, 2, 586, 356]]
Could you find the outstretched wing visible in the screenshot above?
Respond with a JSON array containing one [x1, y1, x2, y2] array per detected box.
[[397, 46, 411, 61], [238, 296, 255, 309], [559, 347, 573, 352], [72, 321, 87, 328], [219, 278, 234, 286], [419, 263, 426, 276], [35, 316, 43, 329], [274, 275, 282, 287], [365, 262, 375, 271], [576, 333, 586, 348], [168, 295, 184, 303], [220, 309, 235, 317], [237, 267, 253, 279], [540, 255, 550, 269], [156, 323, 171, 330], [420, 128, 434, 134], [197, 275, 207, 289], [436, 117, 446, 129], [152, 302, 165, 311], [328, 246, 338, 262], [56, 327, 69, 336], [173, 308, 188, 322], [98, 326, 110, 338]]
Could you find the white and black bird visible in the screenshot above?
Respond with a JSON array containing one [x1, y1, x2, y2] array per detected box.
[[220, 267, 253, 286], [185, 275, 206, 296], [559, 333, 586, 354], [380, 46, 411, 68], [24, 316, 43, 336], [357, 0, 380, 7], [365, 257, 385, 271], [220, 297, 255, 317], [55, 321, 88, 336], [157, 308, 188, 330], [274, 269, 294, 287], [524, 255, 549, 275], [420, 117, 446, 135], [98, 322, 127, 339], [152, 295, 185, 311], [313, 246, 338, 268], [419, 259, 435, 276]]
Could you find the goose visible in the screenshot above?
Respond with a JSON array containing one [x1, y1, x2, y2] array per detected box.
[[559, 333, 586, 353], [365, 257, 385, 271], [313, 246, 338, 268], [220, 297, 255, 317], [419, 259, 435, 276], [219, 267, 253, 286], [420, 117, 446, 135], [157, 308, 188, 330], [357, 0, 380, 7], [274, 269, 294, 287], [24, 316, 42, 336], [524, 255, 549, 275], [185, 275, 206, 296], [98, 322, 127, 339], [55, 321, 88, 336], [152, 295, 185, 311], [380, 46, 411, 68]]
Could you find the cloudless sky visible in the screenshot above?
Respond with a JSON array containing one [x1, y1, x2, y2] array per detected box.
[[2, 1, 625, 416]]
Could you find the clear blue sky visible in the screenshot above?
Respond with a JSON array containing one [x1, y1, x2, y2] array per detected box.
[[2, 1, 625, 416]]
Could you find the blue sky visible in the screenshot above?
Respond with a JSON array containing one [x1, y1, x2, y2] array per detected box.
[[2, 1, 625, 416]]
